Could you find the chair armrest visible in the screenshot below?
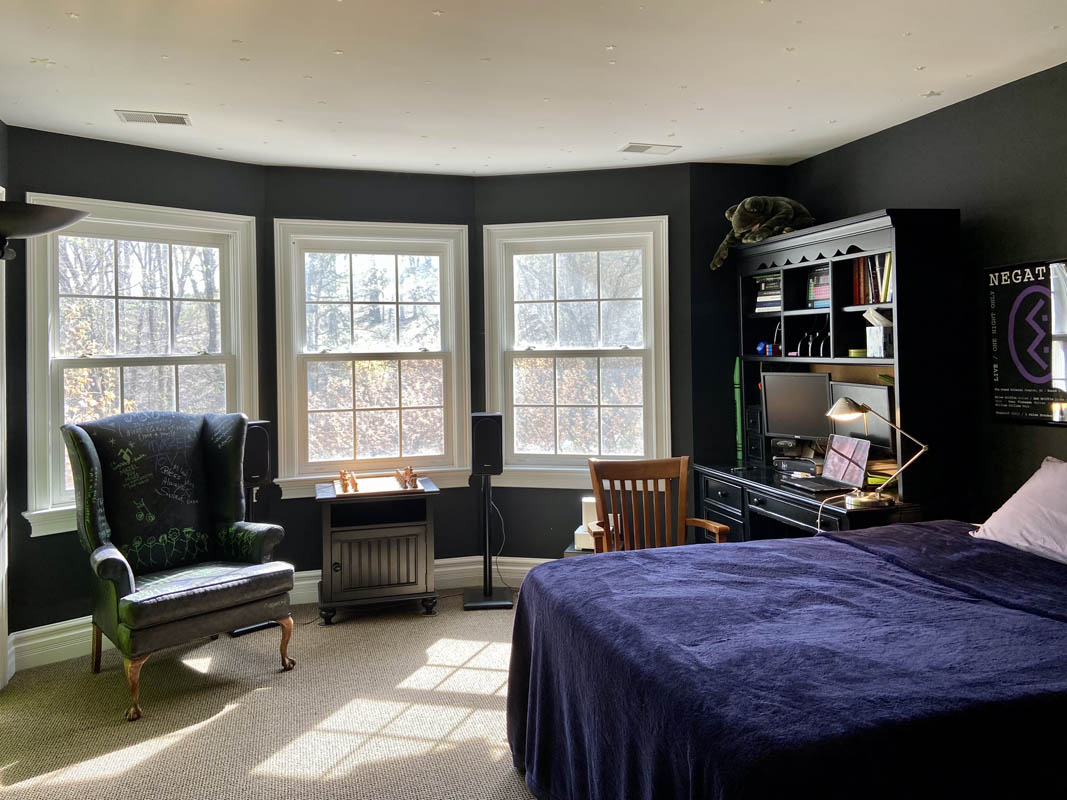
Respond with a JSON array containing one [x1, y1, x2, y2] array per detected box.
[[89, 544, 135, 598], [686, 517, 729, 544], [219, 521, 285, 564], [588, 521, 608, 554]]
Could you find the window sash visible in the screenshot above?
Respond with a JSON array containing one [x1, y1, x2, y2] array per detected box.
[[297, 243, 449, 355], [502, 240, 653, 465], [295, 352, 453, 472], [50, 355, 234, 500], [504, 349, 652, 465], [55, 234, 232, 357]]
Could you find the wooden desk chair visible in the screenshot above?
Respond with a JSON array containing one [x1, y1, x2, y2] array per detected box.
[[587, 456, 728, 553]]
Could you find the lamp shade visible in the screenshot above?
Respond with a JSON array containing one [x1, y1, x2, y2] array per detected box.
[[826, 396, 871, 421], [0, 201, 89, 260]]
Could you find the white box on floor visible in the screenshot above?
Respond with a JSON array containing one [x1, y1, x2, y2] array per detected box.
[[574, 524, 594, 551]]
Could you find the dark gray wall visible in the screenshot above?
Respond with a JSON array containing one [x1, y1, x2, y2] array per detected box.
[[689, 163, 787, 465], [786, 61, 1067, 518]]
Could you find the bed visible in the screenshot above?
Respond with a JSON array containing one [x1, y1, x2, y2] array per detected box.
[[507, 520, 1067, 800]]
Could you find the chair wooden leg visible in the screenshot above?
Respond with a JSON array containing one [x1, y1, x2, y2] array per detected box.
[[123, 654, 150, 722], [277, 615, 296, 671], [90, 624, 102, 674]]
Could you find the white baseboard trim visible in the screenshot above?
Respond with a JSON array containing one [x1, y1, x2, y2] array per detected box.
[[5, 556, 549, 677]]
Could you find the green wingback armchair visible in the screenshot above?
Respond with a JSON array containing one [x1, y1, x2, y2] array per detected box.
[[61, 411, 296, 721]]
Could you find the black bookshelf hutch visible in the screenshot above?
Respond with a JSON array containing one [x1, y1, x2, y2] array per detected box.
[[694, 209, 966, 540]]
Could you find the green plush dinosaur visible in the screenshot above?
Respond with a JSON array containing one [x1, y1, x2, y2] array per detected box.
[[710, 196, 815, 270]]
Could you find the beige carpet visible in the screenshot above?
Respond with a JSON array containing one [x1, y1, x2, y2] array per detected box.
[[0, 593, 534, 800]]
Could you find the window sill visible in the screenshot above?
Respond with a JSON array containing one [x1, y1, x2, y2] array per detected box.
[[275, 467, 473, 499], [24, 506, 77, 537], [493, 466, 595, 491]]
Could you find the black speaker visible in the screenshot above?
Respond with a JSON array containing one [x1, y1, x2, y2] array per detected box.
[[471, 412, 503, 475], [244, 419, 272, 488]]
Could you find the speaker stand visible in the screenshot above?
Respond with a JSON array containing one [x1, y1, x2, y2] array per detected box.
[[463, 474, 514, 611]]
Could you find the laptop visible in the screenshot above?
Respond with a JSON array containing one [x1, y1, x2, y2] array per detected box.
[[781, 435, 871, 493]]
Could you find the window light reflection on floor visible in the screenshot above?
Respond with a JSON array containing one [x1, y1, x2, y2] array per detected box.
[[251, 639, 514, 779], [4, 704, 237, 789], [397, 638, 510, 696], [180, 656, 212, 674]]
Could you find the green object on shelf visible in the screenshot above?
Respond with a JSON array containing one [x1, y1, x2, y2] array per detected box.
[[733, 357, 742, 462], [848, 348, 868, 358]]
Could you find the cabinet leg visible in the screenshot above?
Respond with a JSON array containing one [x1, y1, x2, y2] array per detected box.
[[421, 596, 438, 616], [318, 607, 336, 626]]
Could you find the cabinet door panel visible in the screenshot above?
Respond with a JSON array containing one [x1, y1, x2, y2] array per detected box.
[[330, 525, 428, 601]]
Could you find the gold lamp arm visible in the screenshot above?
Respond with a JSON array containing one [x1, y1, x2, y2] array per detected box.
[[862, 406, 928, 496]]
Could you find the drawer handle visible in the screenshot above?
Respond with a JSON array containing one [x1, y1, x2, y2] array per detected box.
[[750, 497, 764, 507], [716, 490, 728, 499], [332, 562, 342, 573]]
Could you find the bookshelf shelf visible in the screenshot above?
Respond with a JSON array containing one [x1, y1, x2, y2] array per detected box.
[[841, 303, 894, 313], [741, 355, 895, 366], [782, 308, 830, 317]]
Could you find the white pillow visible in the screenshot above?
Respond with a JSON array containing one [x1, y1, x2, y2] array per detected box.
[[972, 456, 1067, 564]]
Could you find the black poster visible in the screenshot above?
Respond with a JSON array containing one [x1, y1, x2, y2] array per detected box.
[[987, 260, 1067, 423]]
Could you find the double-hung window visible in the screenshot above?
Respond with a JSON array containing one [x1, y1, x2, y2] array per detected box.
[[274, 220, 470, 497], [25, 195, 258, 535], [484, 216, 670, 489]]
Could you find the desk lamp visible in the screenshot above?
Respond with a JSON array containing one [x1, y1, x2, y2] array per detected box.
[[0, 201, 89, 260], [826, 396, 928, 508]]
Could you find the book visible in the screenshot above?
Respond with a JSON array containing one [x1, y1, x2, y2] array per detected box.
[[881, 252, 893, 302]]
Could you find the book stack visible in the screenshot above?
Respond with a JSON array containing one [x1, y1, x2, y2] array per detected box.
[[753, 276, 781, 314], [865, 458, 899, 488], [852, 253, 894, 304], [806, 266, 831, 309]]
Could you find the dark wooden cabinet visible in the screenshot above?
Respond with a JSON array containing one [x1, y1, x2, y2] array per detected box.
[[315, 479, 439, 623]]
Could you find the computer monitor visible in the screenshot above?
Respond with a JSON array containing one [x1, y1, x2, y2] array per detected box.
[[829, 381, 895, 453], [762, 372, 831, 440]]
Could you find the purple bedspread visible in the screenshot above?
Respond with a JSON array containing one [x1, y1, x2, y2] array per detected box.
[[507, 521, 1067, 800]]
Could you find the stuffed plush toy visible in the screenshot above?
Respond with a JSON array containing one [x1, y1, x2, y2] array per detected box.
[[710, 196, 815, 270]]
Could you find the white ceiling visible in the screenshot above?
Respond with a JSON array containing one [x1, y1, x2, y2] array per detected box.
[[1, 0, 1064, 175]]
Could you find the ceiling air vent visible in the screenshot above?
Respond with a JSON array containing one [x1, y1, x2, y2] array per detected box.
[[620, 142, 681, 155], [114, 109, 192, 126]]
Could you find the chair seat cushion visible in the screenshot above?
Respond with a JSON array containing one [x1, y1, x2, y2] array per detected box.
[[118, 561, 294, 629]]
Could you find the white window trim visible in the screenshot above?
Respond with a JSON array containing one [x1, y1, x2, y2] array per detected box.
[[484, 215, 671, 490], [273, 218, 471, 499], [24, 194, 259, 536]]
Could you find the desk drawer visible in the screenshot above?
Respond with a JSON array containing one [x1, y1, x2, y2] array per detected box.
[[745, 490, 839, 534], [701, 503, 746, 543], [701, 475, 743, 513]]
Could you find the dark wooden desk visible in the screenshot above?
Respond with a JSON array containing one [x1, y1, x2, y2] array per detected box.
[[315, 478, 439, 624], [693, 464, 922, 542]]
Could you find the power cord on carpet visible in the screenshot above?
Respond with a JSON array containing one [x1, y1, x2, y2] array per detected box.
[[490, 500, 515, 591]]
